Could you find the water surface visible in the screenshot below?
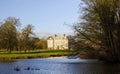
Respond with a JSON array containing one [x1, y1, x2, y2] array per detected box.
[[0, 57, 120, 74]]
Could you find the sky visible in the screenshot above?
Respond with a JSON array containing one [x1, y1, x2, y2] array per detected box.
[[0, 0, 81, 37]]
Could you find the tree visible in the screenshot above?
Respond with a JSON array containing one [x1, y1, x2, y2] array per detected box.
[[74, 0, 120, 62], [0, 17, 20, 52], [20, 24, 34, 52], [35, 38, 47, 49], [0, 17, 38, 52], [27, 37, 40, 50]]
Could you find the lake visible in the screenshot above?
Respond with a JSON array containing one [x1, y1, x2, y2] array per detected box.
[[0, 56, 120, 74]]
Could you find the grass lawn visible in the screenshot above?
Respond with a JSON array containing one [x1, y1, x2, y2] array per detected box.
[[0, 49, 75, 59]]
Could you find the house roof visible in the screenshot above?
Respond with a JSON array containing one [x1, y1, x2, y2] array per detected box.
[[47, 35, 68, 40]]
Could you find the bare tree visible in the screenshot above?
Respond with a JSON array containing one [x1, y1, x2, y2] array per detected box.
[[74, 0, 120, 62]]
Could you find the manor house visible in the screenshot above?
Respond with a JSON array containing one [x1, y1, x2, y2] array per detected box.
[[47, 34, 68, 50]]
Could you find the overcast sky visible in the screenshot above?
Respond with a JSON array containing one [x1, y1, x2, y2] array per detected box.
[[0, 0, 81, 37]]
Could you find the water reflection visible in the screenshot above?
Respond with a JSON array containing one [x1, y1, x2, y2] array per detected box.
[[0, 57, 120, 74]]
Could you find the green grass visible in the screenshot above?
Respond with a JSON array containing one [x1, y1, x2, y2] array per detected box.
[[0, 49, 75, 59]]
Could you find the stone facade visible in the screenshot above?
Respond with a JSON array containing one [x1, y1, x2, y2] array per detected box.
[[47, 34, 68, 49]]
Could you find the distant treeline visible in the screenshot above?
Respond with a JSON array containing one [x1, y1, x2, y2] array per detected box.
[[0, 17, 47, 53]]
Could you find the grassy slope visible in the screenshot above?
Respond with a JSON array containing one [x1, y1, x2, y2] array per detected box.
[[0, 49, 74, 59]]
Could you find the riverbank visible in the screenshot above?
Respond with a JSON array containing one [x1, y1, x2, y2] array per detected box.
[[0, 49, 97, 63], [0, 49, 75, 60]]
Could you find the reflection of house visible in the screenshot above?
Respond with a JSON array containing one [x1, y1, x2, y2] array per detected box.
[[47, 34, 68, 49]]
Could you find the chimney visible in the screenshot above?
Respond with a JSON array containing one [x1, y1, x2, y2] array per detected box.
[[55, 34, 57, 37]]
